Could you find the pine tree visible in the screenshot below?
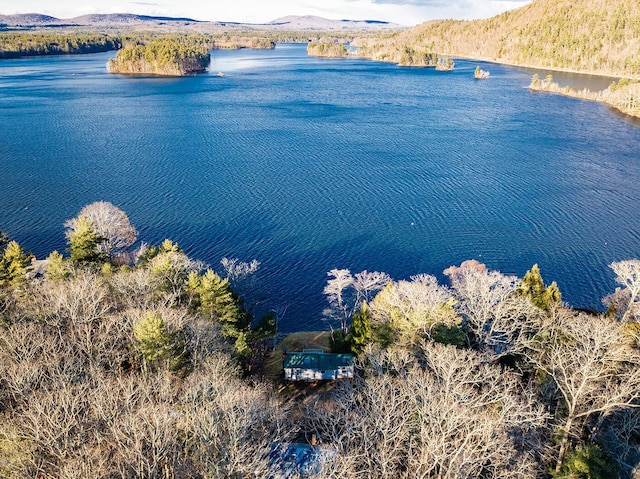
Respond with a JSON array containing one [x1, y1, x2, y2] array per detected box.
[[187, 269, 251, 356], [517, 264, 561, 311], [45, 250, 71, 281], [133, 311, 186, 371], [557, 443, 618, 479], [66, 215, 107, 265], [0, 240, 30, 288], [134, 311, 173, 362], [348, 302, 372, 355], [188, 270, 246, 326]]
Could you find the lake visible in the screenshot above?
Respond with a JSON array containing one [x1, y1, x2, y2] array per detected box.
[[1, 44, 639, 331]]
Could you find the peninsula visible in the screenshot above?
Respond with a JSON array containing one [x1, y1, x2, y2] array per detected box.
[[529, 74, 640, 118]]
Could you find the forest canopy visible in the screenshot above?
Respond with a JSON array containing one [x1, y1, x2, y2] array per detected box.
[[0, 32, 120, 58], [106, 36, 211, 75], [1, 204, 640, 478]]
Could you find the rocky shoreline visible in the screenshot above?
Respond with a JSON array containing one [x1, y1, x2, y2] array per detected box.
[[528, 74, 640, 119]]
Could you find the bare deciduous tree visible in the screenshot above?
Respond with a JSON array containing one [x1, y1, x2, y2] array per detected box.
[[610, 259, 640, 322], [34, 271, 111, 325], [220, 257, 260, 283], [305, 342, 548, 479], [523, 310, 640, 473], [108, 267, 158, 310], [0, 262, 297, 479], [324, 268, 389, 333], [323, 268, 354, 333], [68, 201, 138, 260], [444, 260, 542, 357], [352, 270, 392, 305], [180, 357, 294, 478]]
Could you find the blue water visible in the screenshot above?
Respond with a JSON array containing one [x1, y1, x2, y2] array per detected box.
[[1, 44, 639, 331]]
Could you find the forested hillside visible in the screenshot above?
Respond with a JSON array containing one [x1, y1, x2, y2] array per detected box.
[[355, 0, 640, 78], [1, 204, 640, 478]]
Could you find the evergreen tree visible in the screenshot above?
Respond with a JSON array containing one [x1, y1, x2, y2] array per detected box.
[[555, 443, 618, 479], [252, 311, 276, 339], [147, 247, 192, 297], [347, 302, 372, 355], [530, 73, 541, 87], [188, 270, 246, 326], [138, 238, 181, 264], [517, 264, 561, 311], [133, 311, 186, 372], [65, 215, 107, 265], [45, 250, 71, 281], [187, 269, 252, 356], [0, 240, 30, 288]]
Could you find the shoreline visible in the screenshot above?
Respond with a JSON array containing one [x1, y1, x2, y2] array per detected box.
[[444, 54, 640, 81], [527, 76, 640, 119], [348, 47, 640, 119], [356, 48, 640, 82]]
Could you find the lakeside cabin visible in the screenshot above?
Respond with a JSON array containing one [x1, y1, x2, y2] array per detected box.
[[283, 349, 355, 382]]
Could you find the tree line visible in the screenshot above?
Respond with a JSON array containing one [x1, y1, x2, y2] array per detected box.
[[307, 42, 347, 58], [0, 32, 121, 58], [0, 30, 359, 59], [1, 203, 640, 478]]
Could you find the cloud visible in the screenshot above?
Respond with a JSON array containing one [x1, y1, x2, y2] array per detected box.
[[371, 0, 529, 5], [366, 0, 533, 23], [371, 0, 449, 5]]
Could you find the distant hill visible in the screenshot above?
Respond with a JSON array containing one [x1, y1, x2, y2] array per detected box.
[[0, 13, 200, 28], [267, 15, 401, 30], [0, 12, 401, 32], [0, 13, 68, 26], [355, 0, 640, 78], [70, 14, 200, 24]]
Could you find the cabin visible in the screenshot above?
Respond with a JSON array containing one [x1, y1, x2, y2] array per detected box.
[[283, 348, 355, 381]]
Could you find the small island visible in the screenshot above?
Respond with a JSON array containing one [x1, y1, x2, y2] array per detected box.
[[435, 57, 455, 71], [107, 39, 211, 76], [307, 41, 347, 58], [474, 66, 490, 79]]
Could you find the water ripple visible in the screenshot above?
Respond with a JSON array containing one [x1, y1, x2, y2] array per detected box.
[[1, 46, 640, 330]]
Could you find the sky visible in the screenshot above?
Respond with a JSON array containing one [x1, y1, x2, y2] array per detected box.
[[1, 0, 533, 26]]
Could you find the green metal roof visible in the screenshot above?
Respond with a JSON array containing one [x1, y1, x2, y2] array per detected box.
[[283, 350, 354, 371]]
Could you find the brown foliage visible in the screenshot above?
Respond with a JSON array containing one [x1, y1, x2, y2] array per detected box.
[[0, 268, 292, 478]]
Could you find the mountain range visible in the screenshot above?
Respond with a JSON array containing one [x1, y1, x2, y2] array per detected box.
[[0, 13, 402, 31]]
